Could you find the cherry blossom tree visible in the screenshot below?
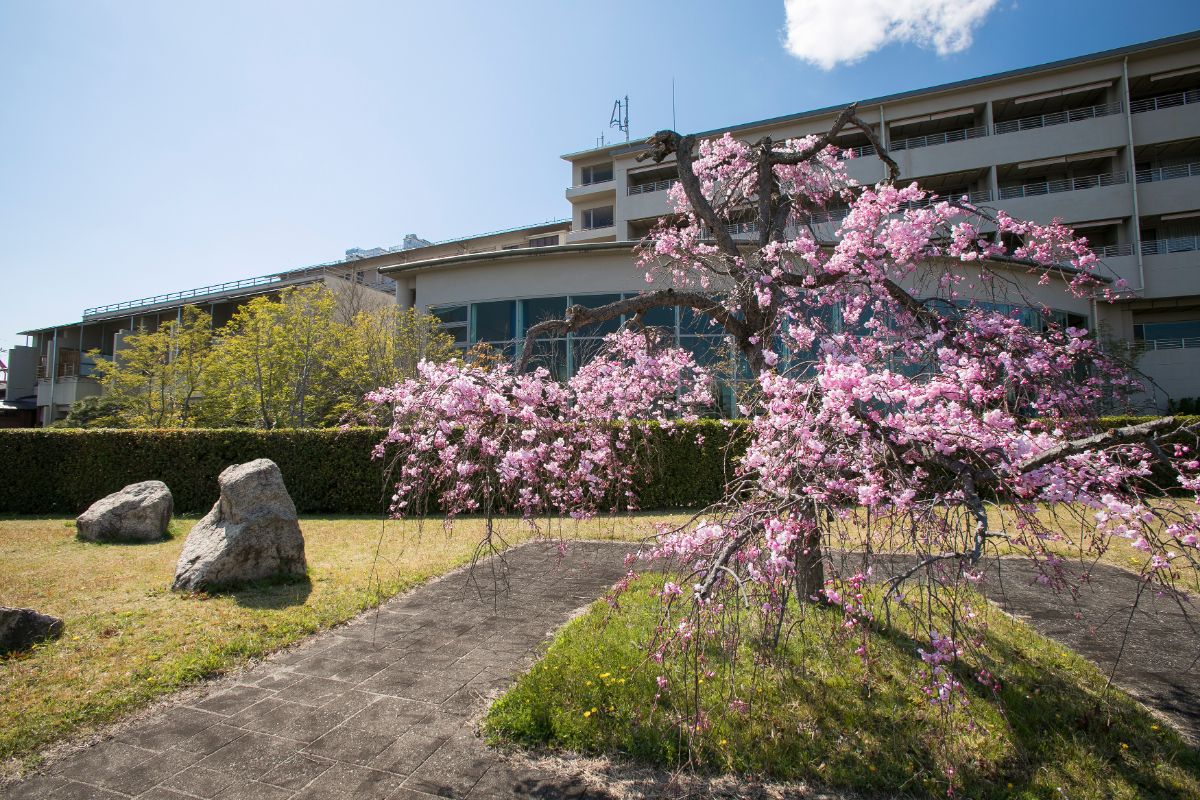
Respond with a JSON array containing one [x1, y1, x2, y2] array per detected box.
[[371, 103, 1200, 770]]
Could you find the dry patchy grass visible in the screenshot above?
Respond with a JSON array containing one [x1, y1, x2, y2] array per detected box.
[[0, 513, 682, 778]]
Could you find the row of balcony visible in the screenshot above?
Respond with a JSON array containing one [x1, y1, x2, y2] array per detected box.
[[1135, 160, 1200, 184], [997, 170, 1128, 200]]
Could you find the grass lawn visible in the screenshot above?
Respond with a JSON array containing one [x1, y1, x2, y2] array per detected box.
[[1, 504, 1193, 787], [0, 513, 682, 780], [486, 576, 1200, 799]]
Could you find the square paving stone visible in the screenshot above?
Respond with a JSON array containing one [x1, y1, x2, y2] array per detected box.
[[228, 696, 289, 726], [91, 747, 201, 796], [316, 689, 379, 718], [136, 788, 196, 800], [164, 765, 238, 798], [196, 732, 302, 780], [177, 723, 248, 755], [254, 670, 304, 691], [56, 740, 156, 786], [260, 752, 333, 790], [275, 676, 345, 706], [367, 730, 449, 776], [346, 696, 434, 733], [303, 723, 399, 766], [402, 739, 495, 798], [358, 666, 424, 696], [290, 763, 406, 799], [292, 652, 354, 679], [238, 702, 344, 743], [117, 707, 223, 751], [212, 780, 294, 800], [2, 774, 70, 799], [50, 782, 130, 799], [332, 657, 393, 684], [192, 685, 276, 717]]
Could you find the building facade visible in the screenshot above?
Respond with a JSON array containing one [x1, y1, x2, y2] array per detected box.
[[6, 31, 1200, 423], [377, 30, 1200, 410]]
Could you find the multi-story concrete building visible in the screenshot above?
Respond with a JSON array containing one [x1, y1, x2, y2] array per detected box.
[[373, 29, 1200, 410], [7, 30, 1200, 424]]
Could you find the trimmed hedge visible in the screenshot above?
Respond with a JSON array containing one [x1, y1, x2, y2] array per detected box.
[[2, 416, 1189, 516], [0, 422, 748, 515]]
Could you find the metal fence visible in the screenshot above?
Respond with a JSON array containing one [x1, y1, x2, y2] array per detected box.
[[1130, 88, 1200, 114], [628, 178, 679, 196], [993, 101, 1123, 135], [1141, 235, 1200, 255], [998, 171, 1127, 200], [1135, 161, 1200, 184], [890, 125, 988, 152], [1133, 337, 1200, 352]]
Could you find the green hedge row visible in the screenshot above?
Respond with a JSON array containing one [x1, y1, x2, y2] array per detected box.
[[2, 416, 1189, 516], [0, 422, 748, 515]]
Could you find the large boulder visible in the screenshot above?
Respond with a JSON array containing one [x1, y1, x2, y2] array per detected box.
[[172, 459, 307, 592], [76, 480, 173, 543], [0, 607, 63, 654]]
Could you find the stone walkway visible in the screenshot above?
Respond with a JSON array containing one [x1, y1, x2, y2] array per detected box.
[[7, 543, 1199, 799], [8, 541, 628, 800]]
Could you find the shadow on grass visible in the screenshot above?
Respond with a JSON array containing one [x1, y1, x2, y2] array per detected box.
[[224, 574, 314, 609]]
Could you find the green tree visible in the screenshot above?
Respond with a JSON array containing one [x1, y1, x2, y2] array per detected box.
[[51, 394, 129, 428], [204, 285, 348, 428], [332, 306, 458, 423], [91, 305, 213, 427]]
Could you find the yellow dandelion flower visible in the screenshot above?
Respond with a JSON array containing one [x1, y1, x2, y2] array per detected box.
[[1120, 743, 1129, 751], [583, 710, 591, 718], [599, 672, 611, 679]]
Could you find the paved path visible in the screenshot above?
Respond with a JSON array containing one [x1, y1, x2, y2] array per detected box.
[[8, 543, 1199, 799], [8, 541, 627, 800]]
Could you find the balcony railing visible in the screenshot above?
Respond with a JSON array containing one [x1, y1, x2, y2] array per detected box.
[[1141, 235, 1200, 256], [1130, 88, 1200, 114], [1094, 242, 1134, 258], [998, 171, 1127, 200], [1133, 337, 1200, 352], [993, 101, 1123, 135], [846, 143, 877, 158], [890, 125, 988, 152], [1135, 161, 1200, 184], [628, 178, 678, 196]]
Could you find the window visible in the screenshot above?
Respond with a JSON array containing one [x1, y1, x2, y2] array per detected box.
[[474, 300, 517, 343], [521, 297, 568, 334], [502, 244, 521, 250], [529, 235, 559, 248], [582, 206, 614, 230], [1135, 321, 1200, 341], [431, 305, 468, 346], [580, 163, 614, 185]]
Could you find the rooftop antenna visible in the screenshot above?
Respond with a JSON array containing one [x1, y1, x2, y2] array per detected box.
[[595, 131, 606, 148], [610, 95, 629, 142]]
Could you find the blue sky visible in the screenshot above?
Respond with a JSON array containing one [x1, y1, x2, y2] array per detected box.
[[2, 1, 1200, 341]]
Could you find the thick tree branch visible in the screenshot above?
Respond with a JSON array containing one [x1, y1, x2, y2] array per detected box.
[[1016, 417, 1182, 474], [638, 131, 741, 261], [766, 104, 858, 166]]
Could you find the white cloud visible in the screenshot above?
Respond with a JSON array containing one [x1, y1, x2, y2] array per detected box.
[[782, 0, 1000, 70]]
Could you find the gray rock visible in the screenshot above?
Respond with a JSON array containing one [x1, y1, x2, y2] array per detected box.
[[76, 480, 173, 543], [172, 459, 307, 592], [0, 606, 63, 654]]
